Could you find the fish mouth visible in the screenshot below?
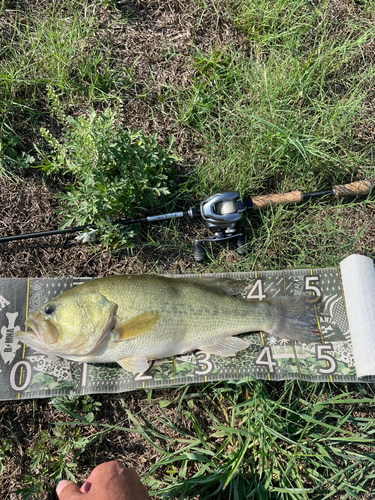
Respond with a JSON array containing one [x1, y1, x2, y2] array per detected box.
[[25, 316, 59, 345], [24, 317, 44, 342]]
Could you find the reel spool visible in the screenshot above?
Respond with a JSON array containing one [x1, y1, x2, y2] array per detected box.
[[193, 192, 250, 262]]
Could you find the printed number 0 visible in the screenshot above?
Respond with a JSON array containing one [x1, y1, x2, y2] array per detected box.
[[315, 344, 337, 375], [10, 360, 32, 391]]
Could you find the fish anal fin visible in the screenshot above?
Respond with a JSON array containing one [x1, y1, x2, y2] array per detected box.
[[200, 336, 250, 357], [115, 311, 161, 341], [117, 356, 150, 373]]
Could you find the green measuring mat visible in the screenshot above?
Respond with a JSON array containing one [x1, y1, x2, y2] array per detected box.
[[0, 265, 373, 401]]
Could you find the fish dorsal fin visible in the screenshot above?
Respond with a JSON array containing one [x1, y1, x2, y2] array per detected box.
[[117, 356, 150, 373], [115, 311, 161, 341], [179, 278, 247, 295], [199, 336, 250, 357]]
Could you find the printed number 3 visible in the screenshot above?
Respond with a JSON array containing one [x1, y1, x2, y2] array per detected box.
[[195, 352, 213, 375]]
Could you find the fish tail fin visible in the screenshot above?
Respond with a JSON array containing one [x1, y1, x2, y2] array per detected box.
[[264, 296, 321, 343]]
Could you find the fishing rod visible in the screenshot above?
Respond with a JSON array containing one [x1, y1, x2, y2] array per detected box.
[[0, 180, 372, 261]]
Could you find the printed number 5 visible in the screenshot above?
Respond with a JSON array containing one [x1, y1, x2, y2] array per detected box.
[[304, 276, 322, 303], [315, 344, 337, 375]]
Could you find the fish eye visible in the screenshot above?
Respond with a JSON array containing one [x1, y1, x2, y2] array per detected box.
[[44, 304, 56, 315]]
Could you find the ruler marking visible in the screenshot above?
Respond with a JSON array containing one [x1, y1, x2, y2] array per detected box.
[[310, 269, 332, 382], [18, 279, 30, 400], [81, 363, 88, 395]]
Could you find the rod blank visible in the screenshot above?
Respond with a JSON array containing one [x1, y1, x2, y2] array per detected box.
[[1, 180, 372, 244]]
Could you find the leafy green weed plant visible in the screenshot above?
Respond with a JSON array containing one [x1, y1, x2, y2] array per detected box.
[[37, 108, 179, 246], [0, 438, 12, 475]]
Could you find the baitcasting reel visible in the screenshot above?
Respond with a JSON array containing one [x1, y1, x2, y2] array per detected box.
[[192, 192, 252, 262]]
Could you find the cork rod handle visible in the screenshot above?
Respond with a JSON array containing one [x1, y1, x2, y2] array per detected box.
[[251, 180, 372, 210], [334, 180, 372, 198], [252, 191, 302, 210]]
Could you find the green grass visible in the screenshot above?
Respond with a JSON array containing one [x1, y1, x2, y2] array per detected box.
[[0, 0, 131, 173], [137, 380, 375, 499], [15, 381, 375, 499], [170, 1, 374, 196], [1, 0, 375, 498], [0, 1, 129, 101]]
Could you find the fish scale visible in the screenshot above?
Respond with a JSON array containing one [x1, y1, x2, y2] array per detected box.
[[96, 281, 264, 361]]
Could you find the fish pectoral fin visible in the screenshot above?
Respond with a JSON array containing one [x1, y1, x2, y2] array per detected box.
[[115, 311, 161, 341], [117, 356, 150, 373], [200, 336, 250, 357]]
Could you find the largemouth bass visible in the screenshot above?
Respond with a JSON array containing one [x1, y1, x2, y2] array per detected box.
[[16, 275, 319, 373]]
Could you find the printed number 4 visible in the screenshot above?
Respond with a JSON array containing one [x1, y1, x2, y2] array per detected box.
[[255, 347, 277, 373], [247, 279, 266, 300]]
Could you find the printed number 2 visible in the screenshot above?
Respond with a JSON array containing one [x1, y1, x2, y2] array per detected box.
[[315, 344, 337, 375], [134, 370, 153, 381], [255, 347, 277, 373]]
